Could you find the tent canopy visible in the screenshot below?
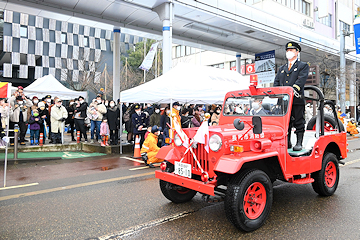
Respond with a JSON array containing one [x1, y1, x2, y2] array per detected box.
[[24, 75, 87, 100], [120, 63, 250, 105]]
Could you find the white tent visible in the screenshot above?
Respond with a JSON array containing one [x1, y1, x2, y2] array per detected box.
[[24, 75, 87, 100], [121, 63, 250, 104]]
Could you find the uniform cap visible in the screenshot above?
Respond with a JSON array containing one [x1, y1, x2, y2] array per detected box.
[[285, 42, 301, 52], [173, 102, 180, 106], [134, 104, 141, 110], [45, 95, 51, 99]]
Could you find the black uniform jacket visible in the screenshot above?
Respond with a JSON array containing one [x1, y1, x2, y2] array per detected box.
[[273, 60, 309, 105]]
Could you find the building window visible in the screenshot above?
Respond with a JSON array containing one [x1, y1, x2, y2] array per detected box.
[[212, 63, 224, 69], [20, 26, 27, 38], [180, 45, 185, 57], [301, 0, 310, 16], [176, 45, 181, 58], [316, 12, 332, 27], [186, 46, 191, 55], [339, 20, 350, 32], [84, 36, 89, 47], [61, 33, 67, 43]]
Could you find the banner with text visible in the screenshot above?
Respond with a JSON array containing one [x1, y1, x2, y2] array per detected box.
[[139, 42, 159, 71], [255, 50, 275, 84]]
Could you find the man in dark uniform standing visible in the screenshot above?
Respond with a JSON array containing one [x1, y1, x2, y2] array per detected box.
[[274, 42, 309, 151], [131, 104, 149, 148]]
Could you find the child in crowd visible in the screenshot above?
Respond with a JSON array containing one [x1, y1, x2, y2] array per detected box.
[[28, 109, 43, 145], [100, 118, 110, 146]]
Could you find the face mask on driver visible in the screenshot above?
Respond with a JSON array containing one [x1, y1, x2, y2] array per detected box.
[[286, 51, 296, 60], [252, 102, 260, 110]]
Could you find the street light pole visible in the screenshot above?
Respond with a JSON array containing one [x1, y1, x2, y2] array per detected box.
[[339, 29, 346, 114]]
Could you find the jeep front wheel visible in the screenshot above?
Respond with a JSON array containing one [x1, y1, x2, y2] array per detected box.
[[225, 169, 273, 232], [311, 152, 339, 196], [159, 180, 197, 203]]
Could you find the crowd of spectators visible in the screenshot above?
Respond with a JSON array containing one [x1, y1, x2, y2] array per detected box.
[[0, 86, 225, 147], [0, 86, 121, 146], [123, 102, 222, 148]]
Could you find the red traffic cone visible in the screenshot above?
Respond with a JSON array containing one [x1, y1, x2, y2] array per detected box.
[[133, 135, 141, 158], [39, 133, 44, 146], [77, 131, 80, 143]]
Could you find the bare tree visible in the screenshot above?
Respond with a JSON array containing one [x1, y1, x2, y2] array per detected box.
[[310, 52, 359, 104]]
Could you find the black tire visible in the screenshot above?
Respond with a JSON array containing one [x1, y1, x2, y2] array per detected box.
[[311, 152, 339, 196], [159, 180, 197, 203], [307, 114, 345, 132], [225, 169, 273, 232]]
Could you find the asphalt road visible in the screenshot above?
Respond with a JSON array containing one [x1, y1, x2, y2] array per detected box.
[[1, 139, 360, 239]]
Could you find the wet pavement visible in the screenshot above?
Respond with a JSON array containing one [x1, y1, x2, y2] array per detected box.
[[0, 136, 360, 239]]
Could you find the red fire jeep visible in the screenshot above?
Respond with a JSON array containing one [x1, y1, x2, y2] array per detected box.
[[155, 84, 347, 232]]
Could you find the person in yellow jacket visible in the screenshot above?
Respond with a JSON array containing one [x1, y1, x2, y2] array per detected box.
[[347, 118, 358, 136], [169, 102, 182, 139], [141, 125, 163, 168], [337, 108, 345, 124]]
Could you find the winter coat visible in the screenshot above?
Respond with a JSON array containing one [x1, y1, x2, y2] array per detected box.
[[140, 132, 161, 164], [149, 112, 161, 127], [0, 105, 12, 129], [132, 112, 149, 134], [347, 121, 358, 135], [50, 105, 68, 133], [74, 102, 88, 119], [88, 102, 107, 121], [9, 99, 32, 123], [210, 113, 220, 126], [191, 116, 201, 127], [28, 115, 43, 130], [160, 114, 170, 131], [100, 122, 110, 136], [66, 105, 75, 124], [107, 106, 120, 130]]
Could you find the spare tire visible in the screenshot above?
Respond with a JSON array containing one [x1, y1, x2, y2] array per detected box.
[[306, 114, 345, 132]]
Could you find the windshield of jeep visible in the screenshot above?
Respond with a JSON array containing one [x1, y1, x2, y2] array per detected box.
[[223, 94, 290, 116]]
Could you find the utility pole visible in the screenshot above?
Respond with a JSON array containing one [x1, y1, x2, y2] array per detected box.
[[339, 29, 346, 114]]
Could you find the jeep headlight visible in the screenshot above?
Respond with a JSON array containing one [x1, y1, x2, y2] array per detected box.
[[174, 134, 182, 146], [209, 134, 222, 152]]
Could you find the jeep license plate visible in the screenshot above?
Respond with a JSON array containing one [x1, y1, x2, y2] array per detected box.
[[174, 161, 192, 179]]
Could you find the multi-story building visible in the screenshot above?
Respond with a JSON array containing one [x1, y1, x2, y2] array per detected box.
[[172, 0, 359, 101], [0, 9, 143, 91]]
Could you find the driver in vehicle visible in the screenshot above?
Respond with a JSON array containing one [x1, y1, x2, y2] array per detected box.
[[249, 99, 267, 116]]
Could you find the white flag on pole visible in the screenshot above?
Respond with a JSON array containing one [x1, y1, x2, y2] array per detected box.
[[139, 42, 159, 71], [193, 120, 210, 153], [173, 117, 189, 148]]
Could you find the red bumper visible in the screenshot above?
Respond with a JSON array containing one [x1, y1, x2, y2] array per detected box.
[[155, 170, 215, 196]]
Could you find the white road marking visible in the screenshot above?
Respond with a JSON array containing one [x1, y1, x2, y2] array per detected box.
[[98, 210, 196, 240], [341, 158, 360, 167], [0, 182, 39, 191]]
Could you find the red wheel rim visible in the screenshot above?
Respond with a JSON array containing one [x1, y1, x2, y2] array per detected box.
[[325, 161, 337, 188], [243, 182, 267, 219], [312, 121, 334, 131]]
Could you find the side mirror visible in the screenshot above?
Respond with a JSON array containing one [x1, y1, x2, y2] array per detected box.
[[233, 118, 245, 131], [252, 116, 262, 134]]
